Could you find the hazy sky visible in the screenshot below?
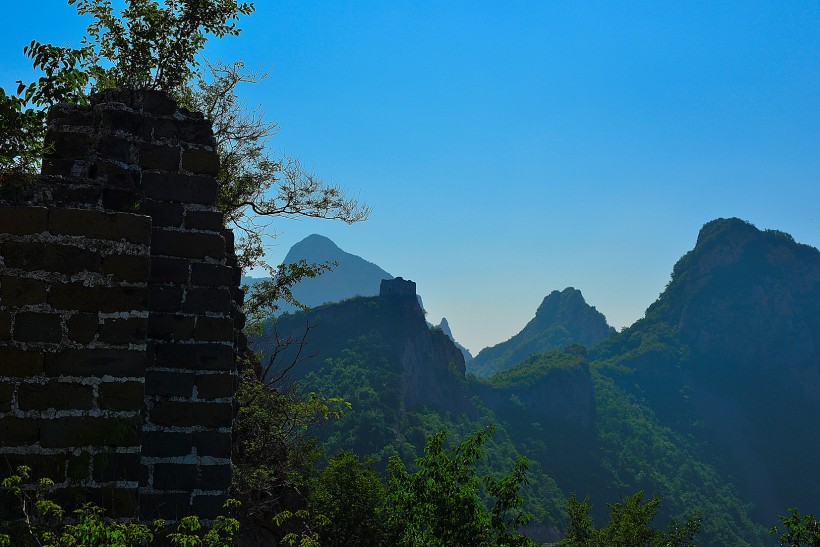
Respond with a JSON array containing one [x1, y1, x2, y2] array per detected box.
[[3, 1, 818, 353]]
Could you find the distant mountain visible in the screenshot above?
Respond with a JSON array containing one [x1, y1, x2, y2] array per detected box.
[[595, 217, 820, 522], [436, 317, 473, 362], [469, 287, 614, 377]]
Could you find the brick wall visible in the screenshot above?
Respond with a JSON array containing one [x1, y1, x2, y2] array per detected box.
[[0, 90, 246, 520]]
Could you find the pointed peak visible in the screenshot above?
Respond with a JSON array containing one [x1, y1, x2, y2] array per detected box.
[[292, 234, 341, 250]]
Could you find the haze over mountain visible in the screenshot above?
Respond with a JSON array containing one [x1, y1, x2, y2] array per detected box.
[[470, 287, 614, 377], [594, 217, 820, 523], [436, 317, 473, 362]]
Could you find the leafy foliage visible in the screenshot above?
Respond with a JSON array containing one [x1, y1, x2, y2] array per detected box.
[[770, 509, 820, 547]]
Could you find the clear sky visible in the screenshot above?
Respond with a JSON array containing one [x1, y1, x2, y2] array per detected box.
[[3, 1, 818, 354]]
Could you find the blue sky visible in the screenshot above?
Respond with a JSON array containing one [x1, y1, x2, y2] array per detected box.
[[3, 1, 818, 353]]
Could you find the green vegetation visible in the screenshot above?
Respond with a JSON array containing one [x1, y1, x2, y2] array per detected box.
[[485, 346, 587, 389], [770, 509, 820, 547]]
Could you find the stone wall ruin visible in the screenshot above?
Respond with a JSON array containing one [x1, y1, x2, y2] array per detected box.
[[0, 90, 245, 520]]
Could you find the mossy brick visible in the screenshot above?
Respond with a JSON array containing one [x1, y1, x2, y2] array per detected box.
[[0, 276, 48, 306], [18, 381, 93, 411], [142, 90, 177, 115], [181, 149, 220, 175], [194, 373, 235, 400], [49, 208, 151, 244], [0, 206, 48, 234], [151, 228, 225, 260], [191, 493, 229, 520], [101, 188, 143, 212], [190, 263, 232, 287], [147, 284, 183, 312], [98, 317, 147, 345], [147, 313, 195, 341], [141, 431, 192, 457], [50, 283, 147, 313], [3, 241, 102, 274], [154, 343, 233, 371], [184, 209, 224, 232], [153, 463, 230, 491], [142, 173, 217, 205], [40, 416, 140, 448], [145, 370, 194, 397], [66, 313, 98, 344], [149, 400, 233, 428], [193, 431, 231, 458], [0, 382, 14, 412], [102, 254, 151, 282], [193, 316, 233, 342], [98, 381, 144, 411], [139, 143, 180, 171], [0, 418, 38, 446], [150, 256, 189, 283], [44, 349, 145, 377], [92, 452, 144, 483], [182, 287, 231, 314], [139, 492, 190, 520], [44, 131, 91, 160], [13, 312, 63, 344], [0, 347, 44, 376], [67, 452, 91, 481]]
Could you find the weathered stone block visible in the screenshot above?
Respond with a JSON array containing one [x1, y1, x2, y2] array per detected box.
[[145, 369, 194, 398], [195, 373, 235, 400], [150, 401, 232, 428], [190, 263, 232, 287], [3, 241, 101, 275], [40, 416, 140, 448], [139, 143, 180, 171], [67, 452, 91, 481], [142, 173, 217, 205], [193, 431, 231, 458], [179, 120, 215, 147], [18, 382, 93, 411], [153, 463, 230, 491], [147, 284, 183, 313], [150, 256, 189, 283], [99, 108, 143, 134], [142, 90, 177, 115], [152, 228, 225, 260], [0, 206, 48, 235], [193, 317, 233, 342], [101, 188, 142, 211], [154, 343, 233, 371], [144, 199, 184, 228], [66, 313, 98, 344], [0, 418, 39, 446], [92, 452, 145, 482], [51, 283, 147, 313], [0, 382, 14, 412], [181, 149, 219, 176], [0, 347, 44, 376], [50, 208, 151, 245], [14, 311, 63, 344], [2, 453, 68, 482], [99, 317, 147, 345], [191, 493, 229, 519], [98, 137, 134, 163], [141, 431, 192, 457], [102, 254, 151, 282], [45, 349, 145, 377], [0, 276, 48, 306], [184, 209, 224, 232], [93, 160, 141, 189], [98, 381, 144, 410], [44, 131, 91, 160], [182, 287, 231, 314], [139, 492, 190, 520], [147, 313, 195, 341]]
